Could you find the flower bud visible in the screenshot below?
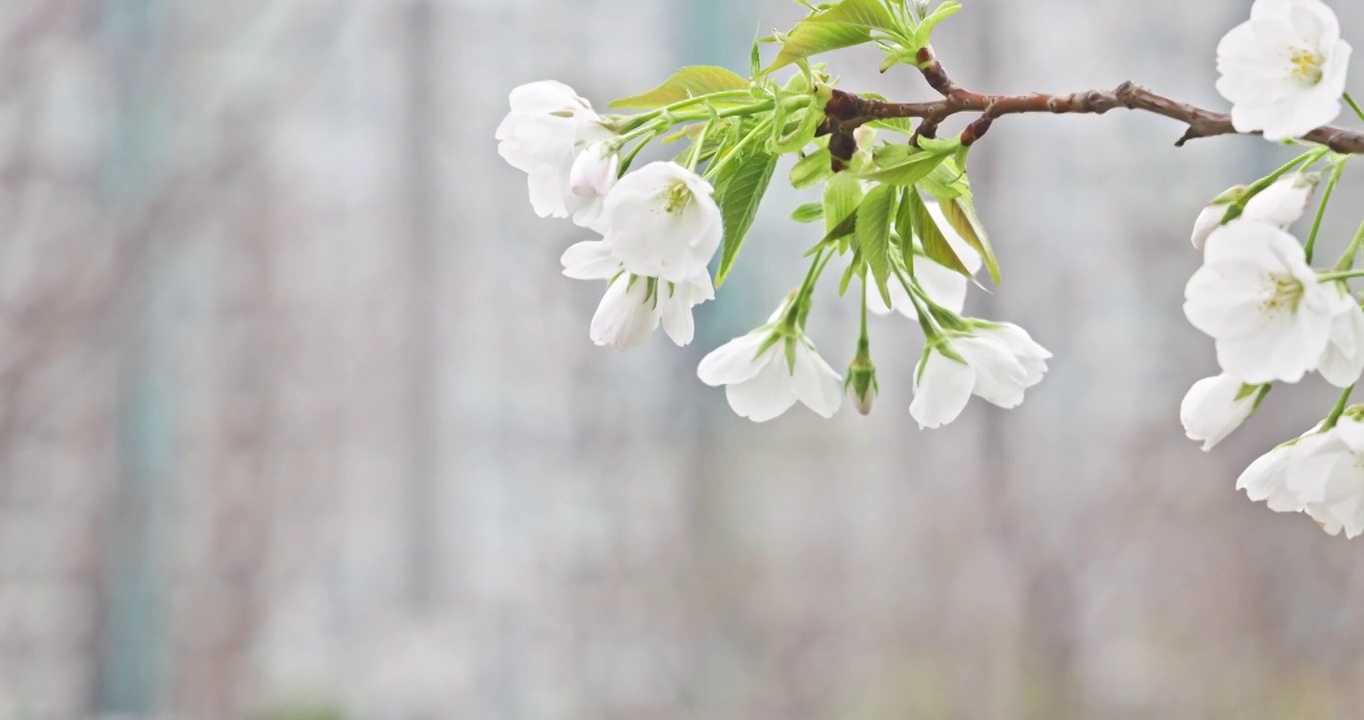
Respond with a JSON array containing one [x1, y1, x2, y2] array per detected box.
[[1242, 172, 1318, 229], [845, 344, 878, 415], [1190, 185, 1246, 250]]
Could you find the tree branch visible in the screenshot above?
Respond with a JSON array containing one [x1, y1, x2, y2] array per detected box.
[[822, 48, 1364, 155]]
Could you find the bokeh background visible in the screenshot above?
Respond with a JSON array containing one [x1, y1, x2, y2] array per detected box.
[[3, 0, 1364, 718]]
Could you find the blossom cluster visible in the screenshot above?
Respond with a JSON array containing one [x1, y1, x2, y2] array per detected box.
[[496, 79, 1051, 427], [1180, 0, 1363, 536], [496, 0, 1363, 538]]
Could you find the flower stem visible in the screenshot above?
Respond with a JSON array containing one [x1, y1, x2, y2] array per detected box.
[[612, 90, 757, 134], [1324, 384, 1355, 430], [1345, 92, 1364, 125], [1324, 221, 1364, 276], [705, 116, 774, 180], [1305, 160, 1346, 264], [687, 120, 713, 173]]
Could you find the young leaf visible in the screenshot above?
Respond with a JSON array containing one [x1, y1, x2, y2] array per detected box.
[[610, 66, 749, 109], [839, 250, 864, 296], [867, 117, 916, 136], [909, 188, 970, 276], [912, 1, 963, 48], [894, 187, 917, 275], [714, 151, 779, 285], [790, 147, 834, 189], [940, 196, 1001, 283], [792, 202, 825, 223], [804, 0, 898, 31], [919, 161, 969, 199], [824, 172, 863, 236], [762, 21, 871, 75], [860, 148, 949, 186], [856, 183, 897, 306]]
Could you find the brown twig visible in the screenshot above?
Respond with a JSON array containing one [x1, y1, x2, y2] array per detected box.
[[825, 47, 1364, 155]]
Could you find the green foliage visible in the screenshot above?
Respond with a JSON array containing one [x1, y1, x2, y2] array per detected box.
[[790, 147, 835, 189], [912, 1, 962, 50], [938, 195, 1001, 283], [803, 0, 898, 31], [861, 145, 952, 185], [856, 183, 898, 306], [792, 202, 825, 223], [824, 172, 864, 240], [762, 21, 875, 75], [610, 66, 749, 109], [713, 149, 780, 285], [906, 187, 971, 277]]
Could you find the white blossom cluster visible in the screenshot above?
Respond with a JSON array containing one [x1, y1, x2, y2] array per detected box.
[[1181, 0, 1364, 536], [497, 81, 1050, 427], [497, 0, 1364, 537]]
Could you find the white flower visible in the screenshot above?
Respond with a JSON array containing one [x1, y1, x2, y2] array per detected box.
[[1236, 440, 1308, 513], [1180, 374, 1260, 451], [568, 140, 619, 232], [1243, 173, 1318, 228], [1191, 176, 1316, 250], [1285, 419, 1364, 537], [1216, 0, 1353, 141], [1318, 291, 1364, 387], [1184, 219, 1345, 383], [868, 204, 981, 316], [561, 240, 713, 350], [1191, 204, 1230, 251], [601, 161, 723, 283], [909, 323, 1051, 429], [697, 319, 843, 422], [496, 80, 612, 219]]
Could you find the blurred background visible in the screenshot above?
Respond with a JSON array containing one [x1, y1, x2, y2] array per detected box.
[[2, 0, 1364, 718]]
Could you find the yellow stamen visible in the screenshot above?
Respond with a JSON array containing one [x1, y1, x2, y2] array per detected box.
[[1291, 49, 1325, 85]]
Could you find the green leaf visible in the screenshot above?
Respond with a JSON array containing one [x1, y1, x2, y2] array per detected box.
[[856, 183, 897, 306], [824, 172, 863, 236], [839, 250, 863, 296], [909, 188, 970, 276], [894, 187, 916, 275], [919, 160, 970, 200], [790, 147, 834, 189], [610, 66, 749, 109], [860, 147, 950, 186], [867, 117, 916, 136], [714, 151, 779, 285], [940, 196, 1001, 284], [804, 0, 897, 31], [913, 1, 962, 48], [792, 202, 825, 223], [762, 21, 871, 75]]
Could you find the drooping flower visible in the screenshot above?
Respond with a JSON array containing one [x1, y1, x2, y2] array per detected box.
[[1285, 418, 1364, 537], [568, 140, 619, 232], [697, 311, 843, 422], [1243, 173, 1318, 228], [1180, 374, 1262, 451], [561, 240, 713, 350], [1184, 219, 1346, 383], [845, 341, 878, 415], [1216, 0, 1353, 141], [1237, 439, 1308, 513], [909, 322, 1051, 429], [496, 80, 613, 219], [601, 161, 723, 284], [1191, 175, 1318, 250], [1318, 292, 1364, 387]]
